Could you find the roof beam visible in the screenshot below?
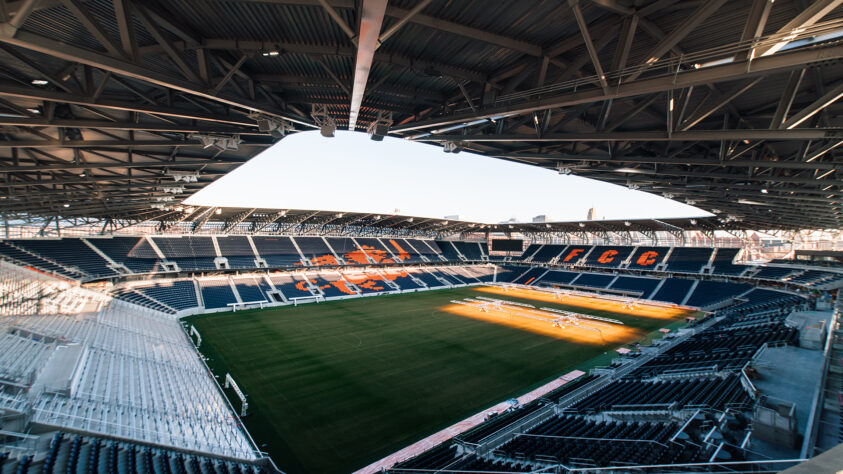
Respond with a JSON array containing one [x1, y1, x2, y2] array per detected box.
[[378, 0, 433, 46], [348, 0, 388, 130], [0, 139, 273, 148], [0, 117, 259, 133], [679, 77, 763, 131], [770, 68, 805, 129], [0, 30, 312, 125], [568, 0, 609, 92], [0, 159, 247, 172], [739, 0, 774, 60], [0, 82, 257, 125], [420, 129, 843, 142], [783, 81, 843, 129], [392, 42, 843, 132], [757, 0, 843, 57], [627, 0, 727, 81], [60, 0, 124, 59], [498, 152, 843, 170]]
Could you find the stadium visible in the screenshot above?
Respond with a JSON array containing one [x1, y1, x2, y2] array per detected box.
[[0, 0, 842, 473]]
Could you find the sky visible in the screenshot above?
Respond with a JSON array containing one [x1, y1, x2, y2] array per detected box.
[[186, 131, 710, 224]]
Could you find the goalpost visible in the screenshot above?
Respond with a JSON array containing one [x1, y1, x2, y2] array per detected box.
[[224, 373, 249, 417], [189, 325, 202, 347]]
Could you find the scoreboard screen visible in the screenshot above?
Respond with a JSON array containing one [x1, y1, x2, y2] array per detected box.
[[490, 239, 524, 252]]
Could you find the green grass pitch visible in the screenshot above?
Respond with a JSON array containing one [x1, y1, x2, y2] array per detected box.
[[185, 287, 689, 473]]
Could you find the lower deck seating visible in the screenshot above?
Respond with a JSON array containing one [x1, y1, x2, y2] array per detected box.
[[343, 272, 391, 293], [0, 432, 263, 474], [268, 274, 314, 299], [651, 278, 694, 304], [752, 266, 800, 280], [198, 279, 237, 309], [609, 276, 661, 297], [684, 281, 751, 307], [382, 270, 422, 290], [232, 277, 270, 303], [571, 272, 614, 289], [134, 281, 198, 311], [537, 269, 577, 285], [168, 257, 217, 271], [310, 273, 358, 297], [412, 269, 448, 288], [514, 267, 546, 285], [574, 374, 749, 411]]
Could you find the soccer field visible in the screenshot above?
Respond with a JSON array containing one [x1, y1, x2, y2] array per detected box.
[[185, 286, 695, 474]]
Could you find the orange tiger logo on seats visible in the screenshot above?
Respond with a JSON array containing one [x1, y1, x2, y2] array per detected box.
[[636, 251, 659, 266], [310, 254, 339, 266], [597, 250, 618, 263], [388, 239, 411, 261]]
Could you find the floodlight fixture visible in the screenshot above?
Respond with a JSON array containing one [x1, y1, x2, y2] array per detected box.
[[252, 114, 294, 139], [162, 186, 185, 194], [311, 104, 336, 138], [367, 111, 393, 141], [190, 134, 242, 151], [168, 171, 200, 183], [443, 140, 464, 153]]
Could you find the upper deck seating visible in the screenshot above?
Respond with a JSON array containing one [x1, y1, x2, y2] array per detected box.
[[520, 244, 543, 261], [711, 248, 749, 276], [583, 246, 634, 268], [152, 237, 217, 271], [294, 237, 339, 266], [531, 244, 566, 263], [452, 241, 483, 260], [556, 246, 592, 265], [326, 237, 368, 265], [435, 241, 463, 261], [216, 236, 255, 268], [664, 247, 713, 273], [0, 241, 85, 279], [85, 237, 159, 273], [251, 236, 303, 267], [383, 239, 424, 263], [627, 246, 669, 270], [354, 237, 397, 264], [11, 239, 114, 277]]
